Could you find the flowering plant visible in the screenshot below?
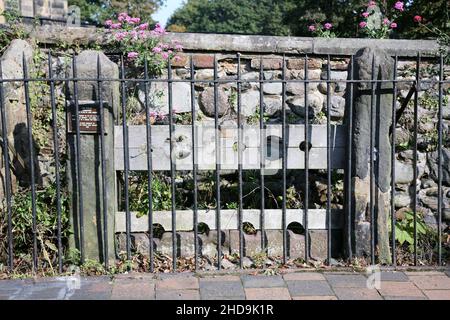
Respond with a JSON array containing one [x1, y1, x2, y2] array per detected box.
[[413, 15, 450, 63], [357, 1, 403, 39], [307, 22, 336, 38], [105, 13, 183, 72]]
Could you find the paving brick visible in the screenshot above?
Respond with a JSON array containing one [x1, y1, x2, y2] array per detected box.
[[404, 271, 445, 276], [67, 280, 113, 300], [199, 275, 241, 282], [334, 288, 382, 300], [423, 290, 450, 300], [293, 296, 337, 300], [378, 281, 425, 298], [380, 271, 409, 282], [156, 275, 199, 290], [241, 275, 285, 288], [111, 281, 155, 300], [245, 287, 291, 300], [286, 280, 334, 297], [383, 296, 428, 300], [409, 275, 450, 290], [283, 272, 325, 281], [200, 280, 245, 299], [156, 289, 200, 300], [16, 284, 67, 300], [325, 274, 368, 288]]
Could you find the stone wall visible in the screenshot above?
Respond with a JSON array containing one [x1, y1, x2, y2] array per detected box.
[[1, 28, 449, 266]]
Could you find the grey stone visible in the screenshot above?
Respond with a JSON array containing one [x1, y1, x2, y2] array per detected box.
[[241, 72, 259, 81], [138, 81, 192, 114], [240, 90, 260, 117], [395, 192, 412, 208], [242, 257, 254, 268], [428, 149, 450, 186], [198, 86, 231, 117], [263, 96, 282, 116], [348, 47, 395, 263], [287, 91, 324, 118], [262, 83, 282, 95], [318, 82, 334, 95], [158, 232, 197, 257], [325, 95, 346, 119], [221, 258, 237, 270], [286, 82, 305, 95], [67, 50, 118, 264], [395, 158, 426, 184], [195, 69, 214, 80]]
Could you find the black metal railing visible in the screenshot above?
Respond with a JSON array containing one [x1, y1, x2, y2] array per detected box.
[[0, 50, 448, 274]]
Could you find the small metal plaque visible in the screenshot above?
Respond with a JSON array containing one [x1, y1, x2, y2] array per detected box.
[[68, 102, 107, 134]]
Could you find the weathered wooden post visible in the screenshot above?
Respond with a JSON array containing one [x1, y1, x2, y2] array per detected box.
[[345, 47, 394, 264], [67, 51, 119, 265]]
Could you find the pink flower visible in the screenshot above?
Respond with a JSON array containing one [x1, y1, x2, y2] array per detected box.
[[127, 52, 139, 59], [174, 55, 182, 61], [359, 21, 367, 28], [413, 15, 422, 23], [115, 31, 128, 41], [362, 12, 369, 18], [110, 23, 122, 29], [383, 18, 390, 25], [324, 22, 332, 30], [149, 111, 158, 118], [308, 25, 316, 32], [129, 17, 141, 24], [175, 44, 183, 51], [138, 30, 147, 39], [152, 47, 162, 53], [118, 13, 128, 22], [139, 23, 149, 30], [394, 1, 404, 11], [161, 52, 169, 60], [368, 1, 376, 8], [390, 22, 398, 29], [104, 19, 113, 26]]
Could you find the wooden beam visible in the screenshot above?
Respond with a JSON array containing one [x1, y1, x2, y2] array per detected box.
[[114, 124, 346, 171], [115, 209, 343, 232]]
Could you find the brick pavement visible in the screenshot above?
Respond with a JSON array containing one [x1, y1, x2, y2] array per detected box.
[[0, 270, 449, 300]]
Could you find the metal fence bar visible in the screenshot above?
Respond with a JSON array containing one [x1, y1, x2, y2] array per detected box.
[[326, 55, 332, 264], [72, 54, 85, 264], [213, 54, 222, 270], [190, 55, 199, 270], [167, 59, 177, 271], [119, 56, 131, 262], [237, 53, 244, 268], [259, 57, 265, 252], [281, 54, 287, 263], [391, 55, 398, 266], [369, 54, 376, 264], [0, 61, 14, 270], [143, 58, 155, 272], [346, 55, 354, 260], [48, 52, 63, 273], [304, 55, 310, 263], [413, 53, 420, 266], [97, 55, 109, 268], [23, 55, 38, 271], [437, 54, 443, 266]]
